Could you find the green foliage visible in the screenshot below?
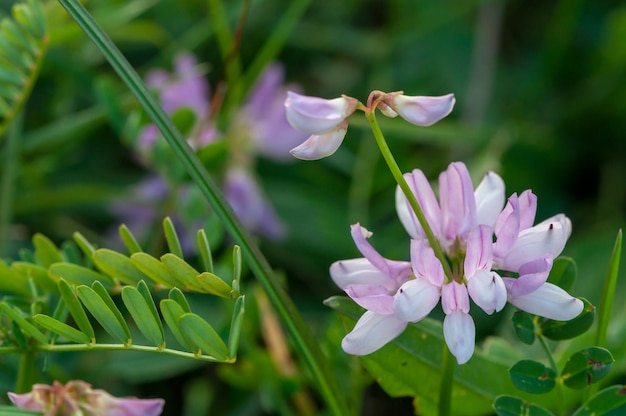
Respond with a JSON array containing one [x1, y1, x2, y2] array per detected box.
[[493, 396, 555, 416], [571, 385, 626, 416], [562, 347, 614, 390], [0, 220, 245, 363], [0, 0, 47, 138], [508, 360, 556, 395]]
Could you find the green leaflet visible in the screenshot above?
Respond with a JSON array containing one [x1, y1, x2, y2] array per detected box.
[[32, 233, 64, 267], [58, 279, 95, 342], [163, 217, 184, 259], [131, 252, 183, 288], [92, 248, 147, 287], [326, 296, 520, 415], [562, 347, 614, 390], [508, 360, 556, 394], [0, 303, 48, 345], [179, 313, 229, 361], [118, 224, 143, 254], [493, 396, 555, 416], [160, 253, 201, 291], [48, 263, 115, 289], [33, 314, 91, 344], [160, 299, 197, 352], [571, 385, 626, 415], [122, 282, 165, 348], [76, 284, 130, 345], [227, 295, 245, 360]]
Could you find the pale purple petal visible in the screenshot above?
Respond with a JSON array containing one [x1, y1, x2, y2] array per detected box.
[[474, 171, 505, 228], [443, 311, 476, 364], [341, 311, 407, 355], [464, 225, 493, 278], [441, 281, 470, 315], [467, 271, 507, 314], [384, 93, 455, 126], [410, 238, 445, 287], [439, 162, 477, 241], [499, 215, 570, 271], [330, 258, 404, 293], [507, 282, 584, 321], [289, 124, 347, 160], [395, 169, 442, 239], [285, 91, 356, 135], [493, 194, 521, 258], [502, 256, 553, 297], [8, 392, 38, 410], [393, 278, 441, 322], [517, 190, 538, 230], [346, 284, 395, 314], [106, 397, 165, 416]]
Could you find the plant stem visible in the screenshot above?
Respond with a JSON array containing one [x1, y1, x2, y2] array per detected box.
[[56, 2, 350, 414], [538, 334, 566, 416], [365, 111, 453, 281], [438, 343, 455, 416], [15, 350, 37, 394]]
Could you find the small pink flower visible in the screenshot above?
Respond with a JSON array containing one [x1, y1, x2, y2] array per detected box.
[[285, 92, 358, 160], [381, 92, 455, 126]]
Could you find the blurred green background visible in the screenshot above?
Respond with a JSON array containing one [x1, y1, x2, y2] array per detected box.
[[1, 0, 625, 414]]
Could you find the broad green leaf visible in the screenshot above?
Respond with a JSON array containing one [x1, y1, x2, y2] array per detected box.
[[122, 284, 164, 348], [118, 224, 142, 254], [91, 281, 131, 341], [196, 272, 232, 297], [562, 347, 614, 390], [168, 287, 191, 313], [131, 252, 182, 288], [48, 263, 115, 289], [179, 313, 229, 361], [33, 314, 90, 344], [161, 253, 200, 290], [596, 230, 622, 347], [0, 303, 48, 344], [76, 285, 130, 344], [0, 259, 30, 296], [33, 233, 64, 267], [92, 248, 146, 286], [326, 296, 518, 415], [571, 385, 626, 416], [197, 229, 214, 273], [541, 298, 595, 341], [228, 295, 245, 359], [493, 395, 555, 416], [547, 257, 577, 292], [58, 279, 94, 342], [512, 311, 536, 345], [160, 299, 196, 352], [509, 360, 556, 394], [163, 217, 183, 259], [11, 261, 57, 294]]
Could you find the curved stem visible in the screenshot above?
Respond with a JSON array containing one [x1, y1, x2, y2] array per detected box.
[[365, 111, 453, 281], [56, 2, 350, 415], [538, 334, 566, 416], [15, 350, 37, 394], [438, 343, 455, 416]]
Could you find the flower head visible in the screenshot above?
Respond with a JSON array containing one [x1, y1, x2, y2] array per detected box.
[[333, 161, 583, 364], [9, 380, 164, 416]]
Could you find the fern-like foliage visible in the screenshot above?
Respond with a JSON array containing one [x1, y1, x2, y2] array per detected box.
[[0, 217, 245, 363], [0, 0, 48, 138]]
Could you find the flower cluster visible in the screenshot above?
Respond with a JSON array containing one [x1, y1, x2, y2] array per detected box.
[[9, 380, 164, 416], [331, 162, 583, 364], [284, 90, 456, 160]]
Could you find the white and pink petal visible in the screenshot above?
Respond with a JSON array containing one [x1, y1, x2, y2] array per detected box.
[[341, 311, 407, 355]]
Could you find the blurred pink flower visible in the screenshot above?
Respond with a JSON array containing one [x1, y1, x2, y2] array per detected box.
[[8, 380, 164, 416]]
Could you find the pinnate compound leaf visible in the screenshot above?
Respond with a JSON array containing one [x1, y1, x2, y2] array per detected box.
[[562, 347, 614, 390], [509, 360, 556, 394], [76, 285, 130, 344], [122, 283, 164, 348], [33, 314, 90, 344], [325, 296, 519, 415], [493, 396, 555, 416], [541, 298, 595, 341], [58, 279, 94, 342], [546, 257, 577, 292], [571, 385, 626, 416], [179, 313, 229, 361]]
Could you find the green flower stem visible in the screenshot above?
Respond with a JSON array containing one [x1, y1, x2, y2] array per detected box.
[[538, 334, 566, 416], [0, 112, 24, 258], [15, 350, 37, 394], [438, 343, 455, 416], [56, 2, 350, 414], [365, 111, 454, 281]]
